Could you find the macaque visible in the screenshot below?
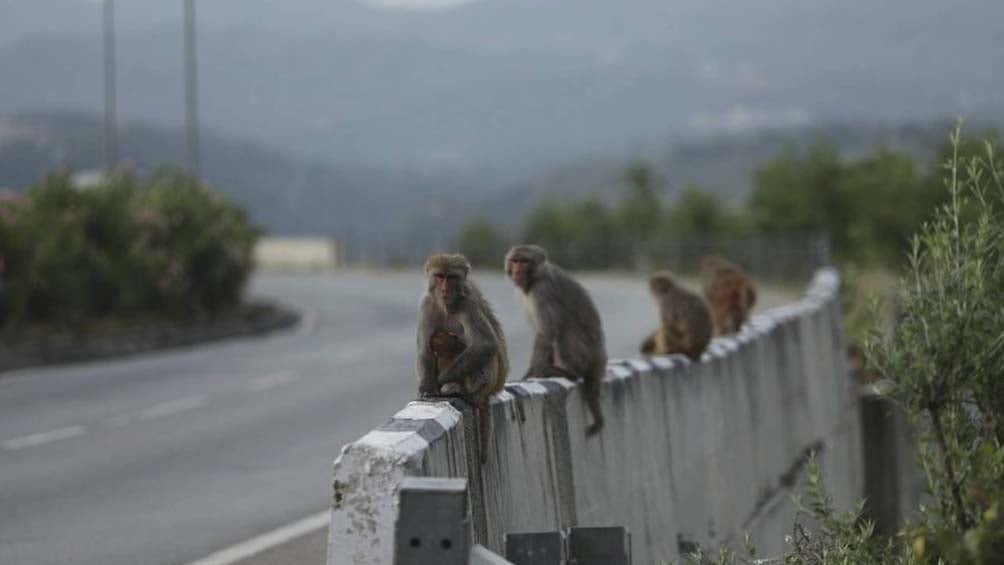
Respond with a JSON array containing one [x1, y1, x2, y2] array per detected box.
[[417, 253, 508, 463], [640, 271, 712, 361], [505, 244, 606, 436], [429, 331, 483, 396], [701, 255, 757, 335]]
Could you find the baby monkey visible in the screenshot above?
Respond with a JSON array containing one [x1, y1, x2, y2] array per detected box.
[[429, 331, 487, 397], [640, 271, 713, 361]]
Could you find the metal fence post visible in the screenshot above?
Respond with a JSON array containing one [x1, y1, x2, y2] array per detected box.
[[504, 531, 565, 565], [566, 526, 631, 565], [394, 477, 471, 565], [470, 544, 517, 565]]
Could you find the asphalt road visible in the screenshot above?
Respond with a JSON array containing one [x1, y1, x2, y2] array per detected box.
[[0, 271, 791, 565], [0, 272, 650, 565]]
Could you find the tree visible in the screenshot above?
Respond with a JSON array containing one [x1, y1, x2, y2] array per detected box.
[[666, 186, 743, 236], [563, 197, 619, 270], [748, 144, 848, 254], [617, 160, 664, 267], [456, 220, 508, 269], [522, 199, 572, 265], [840, 149, 941, 266]]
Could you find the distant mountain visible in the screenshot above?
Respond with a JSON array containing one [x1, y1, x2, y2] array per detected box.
[[0, 112, 473, 255], [0, 111, 989, 261], [480, 119, 966, 230], [1, 0, 1002, 180]]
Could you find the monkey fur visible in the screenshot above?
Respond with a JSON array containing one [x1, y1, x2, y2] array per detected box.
[[640, 271, 713, 361], [417, 253, 508, 463], [700, 255, 757, 335], [429, 331, 488, 397], [505, 244, 606, 436]]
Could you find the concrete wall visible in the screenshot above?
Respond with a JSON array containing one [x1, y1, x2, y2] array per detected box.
[[255, 237, 338, 271], [327, 268, 863, 565]]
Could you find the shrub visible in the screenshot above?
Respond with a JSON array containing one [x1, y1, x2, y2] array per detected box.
[[673, 125, 1004, 565], [0, 170, 259, 332], [455, 219, 508, 269], [865, 125, 1004, 562]]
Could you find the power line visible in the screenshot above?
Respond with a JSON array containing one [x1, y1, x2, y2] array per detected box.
[[102, 0, 118, 172], [183, 0, 200, 178]]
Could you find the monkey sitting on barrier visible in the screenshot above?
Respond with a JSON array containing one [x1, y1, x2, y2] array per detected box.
[[640, 271, 713, 361], [701, 255, 757, 335], [505, 244, 606, 436], [416, 253, 508, 463]]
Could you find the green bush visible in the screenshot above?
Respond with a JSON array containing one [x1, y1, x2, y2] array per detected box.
[[672, 126, 1004, 565], [865, 126, 1004, 563], [0, 170, 259, 333], [455, 219, 508, 269]]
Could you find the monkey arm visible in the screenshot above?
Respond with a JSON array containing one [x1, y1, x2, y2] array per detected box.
[[437, 309, 498, 386], [524, 330, 557, 379], [640, 331, 657, 355], [417, 350, 438, 397], [416, 297, 440, 398]]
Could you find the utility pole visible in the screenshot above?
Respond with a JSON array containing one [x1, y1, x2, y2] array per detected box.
[[183, 0, 200, 177], [102, 0, 118, 173]]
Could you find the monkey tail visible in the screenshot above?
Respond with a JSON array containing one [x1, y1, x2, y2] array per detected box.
[[583, 373, 604, 437], [477, 402, 493, 465]]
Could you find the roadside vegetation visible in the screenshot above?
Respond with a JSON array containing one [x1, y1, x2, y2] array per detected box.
[[0, 170, 259, 340], [673, 126, 1004, 564], [458, 126, 1000, 274]]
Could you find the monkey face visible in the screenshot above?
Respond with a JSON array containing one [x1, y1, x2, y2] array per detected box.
[[507, 256, 532, 287], [429, 268, 465, 306], [505, 245, 546, 290], [424, 253, 471, 308], [429, 331, 465, 359], [649, 271, 677, 297]]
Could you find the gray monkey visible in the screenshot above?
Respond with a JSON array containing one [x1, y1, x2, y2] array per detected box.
[[417, 253, 508, 463], [505, 244, 606, 436]]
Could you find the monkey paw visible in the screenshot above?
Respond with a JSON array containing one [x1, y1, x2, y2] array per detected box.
[[439, 383, 464, 396]]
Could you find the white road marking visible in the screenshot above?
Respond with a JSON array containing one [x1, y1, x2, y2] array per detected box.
[[181, 510, 329, 565], [249, 370, 300, 392], [137, 395, 209, 421], [3, 425, 86, 451]]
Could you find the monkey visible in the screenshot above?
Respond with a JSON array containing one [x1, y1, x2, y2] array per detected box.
[[429, 331, 486, 396], [640, 271, 713, 361], [417, 253, 509, 463], [700, 255, 757, 335], [505, 244, 606, 436]]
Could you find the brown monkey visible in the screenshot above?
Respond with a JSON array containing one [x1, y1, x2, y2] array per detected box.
[[505, 244, 606, 436], [640, 271, 713, 361], [429, 331, 487, 396], [417, 253, 508, 463], [701, 255, 757, 335]]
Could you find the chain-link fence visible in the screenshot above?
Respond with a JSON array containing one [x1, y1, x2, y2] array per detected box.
[[333, 231, 831, 285]]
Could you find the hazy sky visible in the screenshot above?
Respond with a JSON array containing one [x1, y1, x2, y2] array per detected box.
[[361, 0, 481, 9], [2, 0, 1002, 172]]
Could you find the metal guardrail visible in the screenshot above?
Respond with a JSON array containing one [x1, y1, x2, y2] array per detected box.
[[394, 477, 631, 565]]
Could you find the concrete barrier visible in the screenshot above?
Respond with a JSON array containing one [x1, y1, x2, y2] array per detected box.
[[327, 268, 863, 565]]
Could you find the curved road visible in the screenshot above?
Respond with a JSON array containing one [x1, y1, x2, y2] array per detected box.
[[0, 271, 789, 565]]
